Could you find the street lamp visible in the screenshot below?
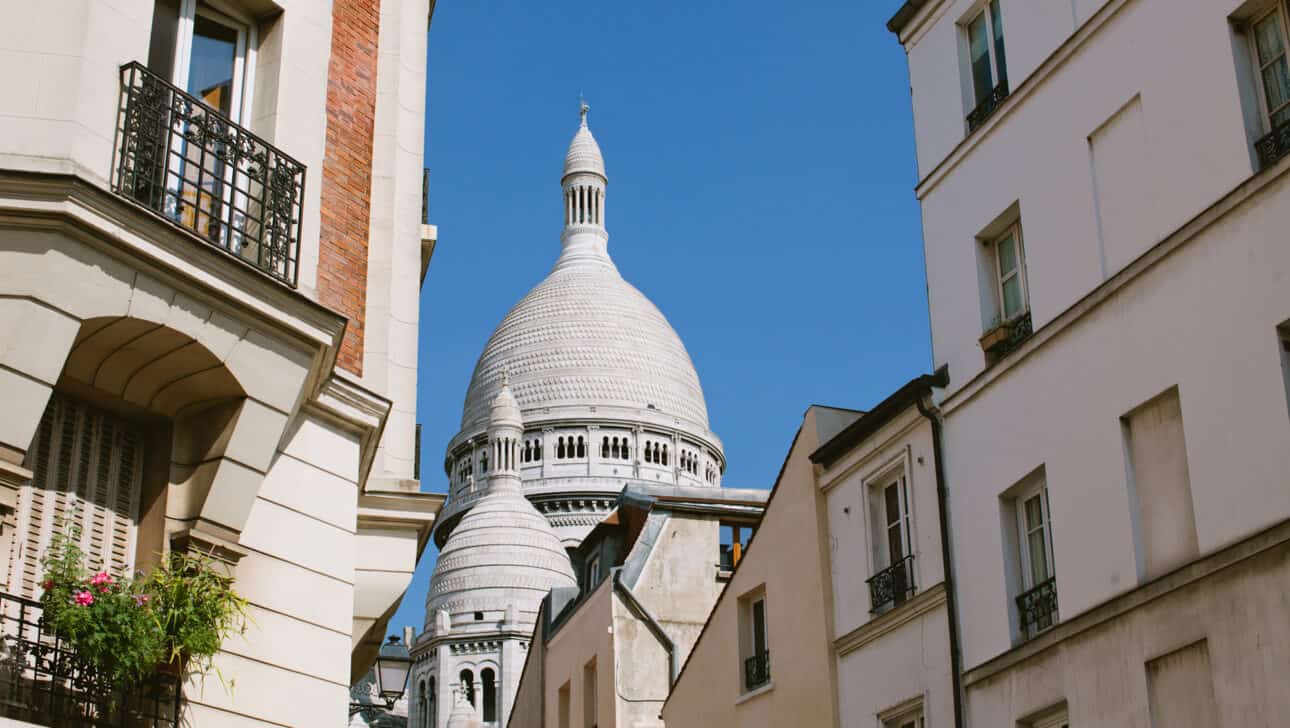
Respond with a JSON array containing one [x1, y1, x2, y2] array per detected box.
[[350, 635, 413, 716]]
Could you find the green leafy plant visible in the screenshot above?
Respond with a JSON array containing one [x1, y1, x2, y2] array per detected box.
[[143, 550, 249, 681], [39, 523, 165, 690]]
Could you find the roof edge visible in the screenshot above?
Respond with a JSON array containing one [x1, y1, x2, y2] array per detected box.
[[809, 367, 949, 467], [887, 0, 930, 34]]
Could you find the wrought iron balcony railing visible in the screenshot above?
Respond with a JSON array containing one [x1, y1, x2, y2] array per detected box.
[[743, 651, 770, 692], [1255, 118, 1290, 170], [1016, 576, 1058, 640], [113, 62, 305, 287], [0, 592, 182, 727], [967, 80, 1010, 133], [867, 554, 916, 613]]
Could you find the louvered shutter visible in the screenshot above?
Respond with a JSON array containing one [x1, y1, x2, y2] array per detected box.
[[12, 395, 143, 598]]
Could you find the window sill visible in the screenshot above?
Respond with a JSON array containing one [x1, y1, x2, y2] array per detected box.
[[735, 681, 774, 705]]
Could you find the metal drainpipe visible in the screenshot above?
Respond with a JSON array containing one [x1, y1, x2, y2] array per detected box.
[[916, 385, 965, 728], [612, 567, 679, 685]]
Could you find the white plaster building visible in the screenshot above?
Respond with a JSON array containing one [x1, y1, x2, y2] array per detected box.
[[409, 111, 727, 728], [0, 0, 442, 725], [890, 0, 1290, 725]]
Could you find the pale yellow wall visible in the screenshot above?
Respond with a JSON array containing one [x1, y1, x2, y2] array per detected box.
[[539, 582, 616, 728], [661, 409, 837, 728]]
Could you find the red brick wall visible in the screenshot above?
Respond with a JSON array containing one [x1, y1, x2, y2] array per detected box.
[[319, 0, 381, 376]]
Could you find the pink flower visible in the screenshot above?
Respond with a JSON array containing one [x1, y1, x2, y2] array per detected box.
[[132, 594, 149, 606], [89, 572, 112, 587], [40, 580, 53, 591], [73, 591, 94, 607]]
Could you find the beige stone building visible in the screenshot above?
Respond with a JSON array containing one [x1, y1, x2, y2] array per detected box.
[[891, 0, 1290, 725], [660, 405, 856, 728], [508, 484, 767, 728], [0, 0, 442, 725]]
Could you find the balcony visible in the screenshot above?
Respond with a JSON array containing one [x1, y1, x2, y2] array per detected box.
[[866, 555, 916, 613], [980, 310, 1033, 361], [1015, 576, 1058, 640], [0, 592, 182, 727], [967, 80, 1010, 133], [743, 651, 770, 692], [112, 62, 305, 287], [1255, 118, 1290, 170]]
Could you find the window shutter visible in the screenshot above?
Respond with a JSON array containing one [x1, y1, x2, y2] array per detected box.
[[12, 395, 143, 598]]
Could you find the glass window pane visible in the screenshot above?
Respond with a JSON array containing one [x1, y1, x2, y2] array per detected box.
[[885, 483, 901, 526], [1262, 58, 1290, 120], [1274, 104, 1290, 128], [997, 235, 1017, 274], [1002, 276, 1023, 318], [990, 0, 1008, 85], [1255, 13, 1286, 66], [888, 523, 904, 562], [969, 13, 994, 104], [1028, 529, 1049, 582], [1024, 494, 1044, 531], [752, 600, 766, 654], [189, 14, 239, 116]]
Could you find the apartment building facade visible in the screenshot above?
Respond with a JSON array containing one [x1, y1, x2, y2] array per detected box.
[[811, 374, 956, 728], [891, 0, 1290, 725], [0, 0, 442, 725]]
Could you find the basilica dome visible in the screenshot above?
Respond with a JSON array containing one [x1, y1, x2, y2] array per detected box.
[[458, 257, 710, 432]]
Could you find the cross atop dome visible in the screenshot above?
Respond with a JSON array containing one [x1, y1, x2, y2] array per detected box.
[[580, 99, 590, 127]]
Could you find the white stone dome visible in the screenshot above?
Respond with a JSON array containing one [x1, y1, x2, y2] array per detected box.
[[425, 481, 576, 624], [563, 105, 605, 179], [459, 253, 710, 432]]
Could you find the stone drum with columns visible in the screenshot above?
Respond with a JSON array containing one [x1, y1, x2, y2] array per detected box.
[[410, 109, 727, 726]]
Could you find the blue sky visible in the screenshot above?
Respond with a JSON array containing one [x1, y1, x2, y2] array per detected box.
[[390, 0, 928, 634]]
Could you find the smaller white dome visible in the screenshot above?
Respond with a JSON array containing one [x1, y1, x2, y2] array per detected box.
[[563, 109, 605, 179]]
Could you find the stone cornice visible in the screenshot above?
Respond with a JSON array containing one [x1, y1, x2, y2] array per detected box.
[[833, 582, 947, 657], [308, 373, 391, 490]]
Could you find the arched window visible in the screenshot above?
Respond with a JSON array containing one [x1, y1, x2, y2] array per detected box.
[[601, 437, 609, 458], [662, 444, 669, 466], [480, 453, 489, 473], [482, 667, 497, 722], [430, 676, 441, 728], [611, 437, 620, 459], [558, 437, 566, 459], [622, 440, 630, 460], [460, 669, 475, 706], [418, 680, 426, 728], [535, 440, 543, 460], [576, 436, 585, 458]]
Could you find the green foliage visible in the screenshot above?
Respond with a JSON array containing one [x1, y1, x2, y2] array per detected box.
[[39, 523, 165, 689], [143, 550, 249, 679], [39, 516, 249, 692]]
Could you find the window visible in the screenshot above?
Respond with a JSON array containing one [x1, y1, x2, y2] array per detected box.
[[719, 522, 755, 571], [585, 552, 601, 590], [1014, 477, 1058, 639], [739, 590, 771, 692], [1279, 329, 1290, 420], [481, 668, 497, 722], [868, 473, 915, 612], [884, 709, 925, 728], [966, 0, 1008, 129], [460, 669, 475, 707], [427, 676, 436, 728], [583, 659, 598, 728], [558, 681, 571, 728], [150, 0, 258, 124], [1146, 640, 1219, 728], [992, 224, 1028, 322], [1252, 5, 1290, 132]]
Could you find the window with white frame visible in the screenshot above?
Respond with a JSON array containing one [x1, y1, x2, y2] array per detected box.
[[866, 469, 916, 612], [1251, 4, 1290, 132], [967, 0, 1008, 106], [149, 0, 258, 124], [884, 710, 925, 728], [1014, 476, 1058, 638], [1021, 702, 1070, 728], [991, 223, 1029, 323]]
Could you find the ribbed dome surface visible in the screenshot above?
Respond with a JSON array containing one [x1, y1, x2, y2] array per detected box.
[[459, 254, 710, 431], [425, 486, 576, 621], [563, 123, 605, 178]]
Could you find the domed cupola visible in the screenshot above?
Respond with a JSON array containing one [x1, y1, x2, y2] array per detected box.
[[437, 106, 726, 549], [425, 380, 576, 635]]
